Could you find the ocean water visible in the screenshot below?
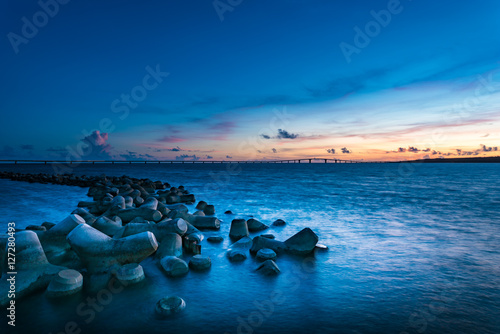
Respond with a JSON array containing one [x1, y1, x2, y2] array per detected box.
[[0, 163, 499, 334]]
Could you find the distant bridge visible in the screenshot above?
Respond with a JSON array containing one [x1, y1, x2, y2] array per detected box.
[[0, 158, 384, 164]]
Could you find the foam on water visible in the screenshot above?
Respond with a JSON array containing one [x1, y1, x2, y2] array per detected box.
[[0, 163, 499, 334]]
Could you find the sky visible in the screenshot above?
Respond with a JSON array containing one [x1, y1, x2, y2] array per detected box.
[[1, 0, 499, 162]]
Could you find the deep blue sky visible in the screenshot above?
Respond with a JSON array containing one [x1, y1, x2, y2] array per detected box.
[[1, 0, 499, 161]]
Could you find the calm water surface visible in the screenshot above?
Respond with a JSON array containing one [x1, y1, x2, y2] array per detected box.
[[0, 163, 499, 334]]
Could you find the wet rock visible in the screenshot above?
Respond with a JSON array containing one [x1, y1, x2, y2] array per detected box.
[[246, 218, 269, 232], [67, 224, 158, 274], [26, 225, 46, 231], [156, 233, 183, 258], [46, 269, 83, 298], [229, 219, 249, 241], [224, 210, 234, 215], [203, 205, 215, 216], [42, 222, 56, 230], [261, 234, 275, 239], [155, 296, 186, 317], [160, 256, 189, 277], [256, 260, 280, 275], [188, 255, 211, 271], [193, 210, 205, 216], [0, 231, 65, 306], [195, 201, 207, 211], [207, 236, 224, 243], [116, 263, 145, 284], [227, 249, 247, 262], [256, 248, 277, 261], [284, 228, 318, 255], [250, 236, 287, 254], [272, 219, 286, 226]]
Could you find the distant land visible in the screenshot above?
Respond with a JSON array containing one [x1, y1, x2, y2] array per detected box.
[[401, 156, 500, 163]]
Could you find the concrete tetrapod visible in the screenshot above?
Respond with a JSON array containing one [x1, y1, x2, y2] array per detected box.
[[36, 214, 86, 267], [116, 263, 145, 284], [46, 269, 83, 298], [155, 296, 186, 317], [67, 224, 158, 274], [160, 256, 189, 277], [0, 231, 66, 306], [250, 228, 319, 256], [229, 219, 249, 241]]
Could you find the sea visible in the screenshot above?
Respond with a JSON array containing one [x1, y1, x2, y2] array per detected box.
[[0, 162, 499, 334]]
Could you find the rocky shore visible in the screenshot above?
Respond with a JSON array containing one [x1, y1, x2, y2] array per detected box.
[[0, 171, 322, 315]]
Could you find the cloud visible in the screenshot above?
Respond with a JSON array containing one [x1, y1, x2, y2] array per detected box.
[[326, 148, 335, 154], [341, 147, 351, 154], [175, 154, 200, 161], [206, 155, 213, 159], [226, 155, 233, 159], [261, 134, 271, 139], [272, 148, 277, 153], [408, 146, 420, 153], [81, 130, 112, 159], [158, 136, 186, 143], [481, 134, 490, 138], [20, 144, 34, 150], [398, 147, 406, 153], [480, 144, 498, 152], [120, 151, 155, 161], [423, 155, 430, 159], [422, 148, 431, 152], [276, 129, 299, 139]]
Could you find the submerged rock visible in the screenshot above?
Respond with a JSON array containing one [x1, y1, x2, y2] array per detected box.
[[256, 248, 277, 261], [189, 255, 211, 271], [227, 249, 247, 262], [207, 236, 224, 243], [256, 260, 280, 275], [260, 234, 275, 239], [272, 219, 286, 226], [155, 296, 186, 317], [203, 205, 215, 216], [160, 256, 189, 277], [224, 210, 234, 215], [246, 218, 269, 232]]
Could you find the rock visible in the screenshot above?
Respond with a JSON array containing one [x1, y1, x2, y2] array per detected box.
[[46, 269, 83, 298], [140, 197, 158, 210], [272, 219, 286, 226], [261, 234, 275, 239], [203, 205, 215, 216], [156, 233, 183, 258], [284, 228, 319, 255], [195, 201, 207, 210], [246, 218, 269, 232], [116, 263, 145, 284], [227, 249, 247, 262], [41, 222, 56, 230], [207, 236, 224, 243], [155, 296, 186, 317], [188, 255, 211, 271], [0, 231, 65, 307], [93, 216, 122, 236], [67, 224, 158, 274], [256, 260, 280, 275], [224, 210, 233, 215], [116, 207, 162, 224], [193, 210, 205, 216], [71, 208, 96, 225], [26, 225, 46, 231], [160, 256, 189, 277], [256, 248, 277, 261], [229, 219, 249, 241], [229, 236, 252, 249], [250, 236, 287, 254]]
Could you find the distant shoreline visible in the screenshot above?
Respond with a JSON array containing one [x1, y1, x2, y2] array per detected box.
[[399, 156, 500, 163]]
